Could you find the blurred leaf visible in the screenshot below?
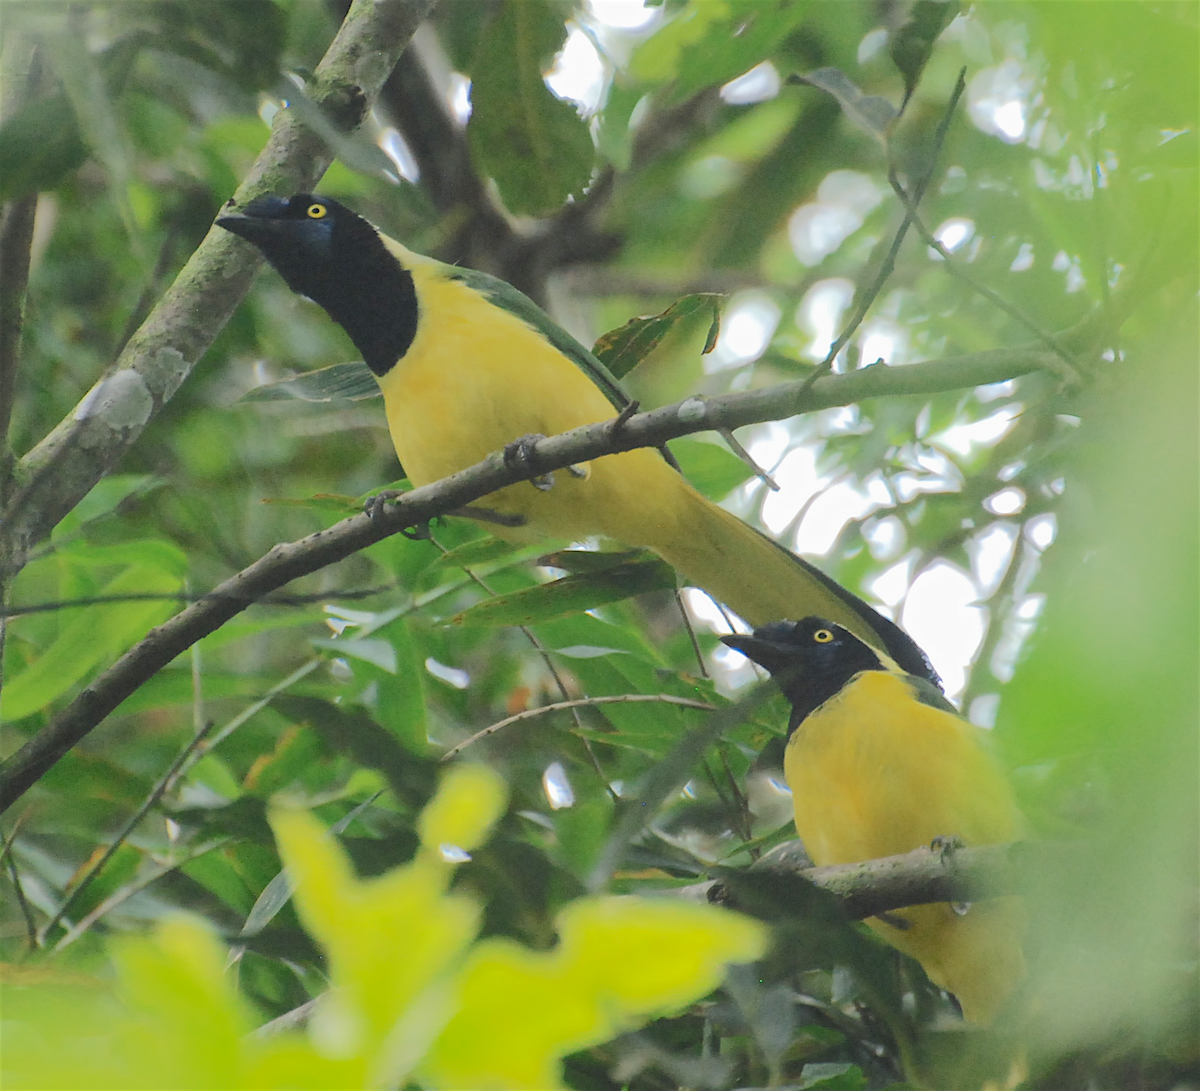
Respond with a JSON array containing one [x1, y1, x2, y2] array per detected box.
[[789, 67, 897, 141], [0, 93, 87, 202], [538, 548, 654, 574], [593, 293, 724, 379], [2, 543, 186, 722], [552, 644, 629, 659], [797, 1061, 867, 1089], [448, 557, 678, 627], [890, 1, 960, 110], [431, 536, 523, 570], [238, 867, 295, 938], [311, 636, 397, 673], [467, 0, 595, 216], [240, 361, 381, 402], [633, 0, 811, 101], [45, 28, 143, 255]]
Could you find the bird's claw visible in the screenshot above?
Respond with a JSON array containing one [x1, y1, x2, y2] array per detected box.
[[504, 433, 554, 491], [930, 834, 964, 862], [930, 836, 970, 915], [365, 489, 403, 520], [366, 490, 432, 539]]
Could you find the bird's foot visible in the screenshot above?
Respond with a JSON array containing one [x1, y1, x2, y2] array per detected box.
[[365, 490, 434, 539], [930, 834, 964, 861], [503, 434, 588, 491], [930, 836, 972, 915], [365, 489, 404, 520], [504, 433, 553, 490]]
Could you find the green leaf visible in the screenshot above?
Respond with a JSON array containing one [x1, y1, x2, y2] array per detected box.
[[432, 536, 524, 570], [789, 67, 897, 142], [356, 614, 430, 753], [467, 0, 595, 216], [0, 92, 87, 202], [311, 636, 398, 673], [2, 546, 186, 722], [798, 1061, 867, 1089], [423, 894, 766, 1089], [630, 1, 735, 85], [889, 0, 960, 109], [537, 548, 655, 574], [631, 0, 812, 101], [552, 645, 629, 659], [592, 293, 724, 379], [240, 361, 381, 402], [45, 31, 143, 255], [448, 557, 678, 627], [671, 437, 752, 500]]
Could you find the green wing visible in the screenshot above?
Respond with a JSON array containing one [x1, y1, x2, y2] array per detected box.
[[902, 673, 960, 715], [445, 266, 631, 413]]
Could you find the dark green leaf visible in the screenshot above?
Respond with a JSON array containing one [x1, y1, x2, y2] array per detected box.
[[448, 557, 677, 626], [632, 0, 811, 101], [890, 1, 961, 110], [0, 93, 87, 201], [467, 0, 595, 215], [432, 537, 524, 570], [537, 549, 654, 574], [592, 294, 724, 379]]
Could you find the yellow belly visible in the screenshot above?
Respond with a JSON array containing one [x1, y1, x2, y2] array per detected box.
[[784, 670, 1026, 1023], [376, 266, 690, 547]]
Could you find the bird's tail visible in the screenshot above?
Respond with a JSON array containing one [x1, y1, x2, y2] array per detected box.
[[650, 485, 934, 680]]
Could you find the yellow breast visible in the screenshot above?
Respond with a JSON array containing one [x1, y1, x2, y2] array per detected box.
[[374, 259, 691, 547], [783, 671, 1022, 866]]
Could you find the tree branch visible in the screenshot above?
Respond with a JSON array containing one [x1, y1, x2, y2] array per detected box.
[[0, 0, 436, 581], [681, 840, 1050, 921], [0, 334, 1084, 813]]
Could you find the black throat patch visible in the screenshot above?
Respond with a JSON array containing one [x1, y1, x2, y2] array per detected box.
[[311, 226, 418, 377]]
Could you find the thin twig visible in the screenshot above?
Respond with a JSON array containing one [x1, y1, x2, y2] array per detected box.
[[801, 67, 969, 393], [588, 678, 780, 891], [719, 428, 779, 491], [1, 814, 37, 949], [441, 693, 718, 761], [37, 658, 319, 943], [1, 584, 400, 619], [429, 532, 616, 797], [886, 169, 1080, 380], [717, 740, 755, 848], [52, 837, 230, 952], [674, 587, 709, 680]]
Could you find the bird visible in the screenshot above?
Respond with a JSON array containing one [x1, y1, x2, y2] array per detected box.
[[216, 194, 935, 681], [720, 617, 1026, 1025]]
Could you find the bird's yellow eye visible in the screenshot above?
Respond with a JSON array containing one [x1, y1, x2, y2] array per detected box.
[[306, 203, 327, 219], [813, 628, 834, 643]]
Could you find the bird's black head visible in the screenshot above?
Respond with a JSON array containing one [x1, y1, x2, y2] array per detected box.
[[216, 194, 417, 375], [721, 617, 884, 730]]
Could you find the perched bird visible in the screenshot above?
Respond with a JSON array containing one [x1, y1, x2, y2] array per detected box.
[[721, 617, 1025, 1025], [217, 194, 933, 679]]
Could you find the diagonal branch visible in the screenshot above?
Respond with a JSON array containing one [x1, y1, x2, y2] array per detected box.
[[0, 0, 436, 582], [0, 332, 1094, 814], [676, 839, 1064, 921]]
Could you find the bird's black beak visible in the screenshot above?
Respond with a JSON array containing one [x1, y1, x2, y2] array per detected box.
[[215, 196, 291, 247], [719, 632, 795, 673]]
